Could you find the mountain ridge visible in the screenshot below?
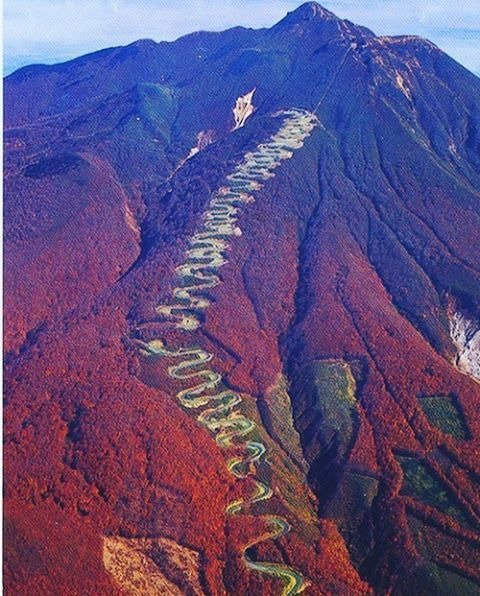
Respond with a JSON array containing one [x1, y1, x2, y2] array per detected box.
[[6, 1, 480, 83]]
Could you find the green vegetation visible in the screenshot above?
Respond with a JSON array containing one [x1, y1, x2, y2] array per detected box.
[[397, 455, 470, 526], [294, 360, 377, 564], [324, 471, 377, 565], [395, 560, 480, 596], [262, 375, 307, 471], [137, 83, 177, 142], [303, 360, 359, 460], [420, 395, 469, 440], [405, 516, 480, 595]]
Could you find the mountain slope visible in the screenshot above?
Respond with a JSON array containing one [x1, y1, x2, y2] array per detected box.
[[4, 3, 480, 594]]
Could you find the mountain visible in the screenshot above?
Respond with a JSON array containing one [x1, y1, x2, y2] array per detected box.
[[4, 2, 480, 594]]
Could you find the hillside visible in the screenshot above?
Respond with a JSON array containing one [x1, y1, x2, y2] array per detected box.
[[4, 3, 480, 594]]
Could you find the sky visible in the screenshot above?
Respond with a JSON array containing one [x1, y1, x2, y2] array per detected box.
[[3, 0, 480, 76]]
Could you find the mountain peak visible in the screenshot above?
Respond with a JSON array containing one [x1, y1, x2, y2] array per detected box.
[[277, 2, 338, 26]]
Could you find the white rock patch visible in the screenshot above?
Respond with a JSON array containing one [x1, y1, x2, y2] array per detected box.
[[450, 311, 480, 382], [233, 88, 256, 130]]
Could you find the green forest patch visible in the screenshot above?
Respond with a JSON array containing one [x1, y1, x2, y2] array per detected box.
[[420, 395, 469, 440], [396, 455, 471, 527]]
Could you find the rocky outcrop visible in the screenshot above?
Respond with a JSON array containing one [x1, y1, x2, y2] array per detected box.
[[103, 536, 205, 595], [232, 89, 256, 131], [450, 311, 480, 382]]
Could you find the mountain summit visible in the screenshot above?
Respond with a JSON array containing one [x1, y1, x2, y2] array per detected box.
[[4, 3, 480, 595], [276, 1, 338, 25]]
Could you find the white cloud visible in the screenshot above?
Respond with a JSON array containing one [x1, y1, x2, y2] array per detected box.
[[3, 0, 480, 74]]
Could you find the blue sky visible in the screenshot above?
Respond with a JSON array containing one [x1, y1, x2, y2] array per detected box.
[[4, 0, 480, 75]]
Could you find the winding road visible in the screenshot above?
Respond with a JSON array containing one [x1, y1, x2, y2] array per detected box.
[[137, 109, 317, 595]]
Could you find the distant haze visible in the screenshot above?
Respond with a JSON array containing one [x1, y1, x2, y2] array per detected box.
[[4, 0, 480, 75]]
